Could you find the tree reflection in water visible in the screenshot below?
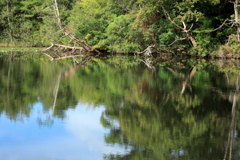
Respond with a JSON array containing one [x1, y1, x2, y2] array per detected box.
[[0, 56, 240, 159]]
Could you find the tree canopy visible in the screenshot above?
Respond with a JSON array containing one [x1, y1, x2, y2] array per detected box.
[[0, 0, 239, 55]]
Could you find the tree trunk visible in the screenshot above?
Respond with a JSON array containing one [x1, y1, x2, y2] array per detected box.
[[185, 32, 197, 47], [6, 0, 13, 42], [52, 0, 62, 30], [234, 0, 240, 41]]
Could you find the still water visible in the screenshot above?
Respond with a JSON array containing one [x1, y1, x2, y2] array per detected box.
[[0, 55, 239, 160]]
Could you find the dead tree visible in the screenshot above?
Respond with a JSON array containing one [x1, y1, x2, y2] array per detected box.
[[52, 0, 62, 30], [233, 0, 240, 41], [162, 7, 197, 47]]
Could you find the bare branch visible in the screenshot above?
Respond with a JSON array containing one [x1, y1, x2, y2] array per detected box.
[[187, 23, 194, 32], [226, 34, 237, 45], [168, 37, 187, 46], [135, 45, 155, 56], [42, 43, 85, 52], [162, 7, 183, 31], [42, 43, 55, 52], [54, 44, 84, 51], [182, 21, 186, 30], [205, 19, 229, 33], [162, 6, 197, 46]]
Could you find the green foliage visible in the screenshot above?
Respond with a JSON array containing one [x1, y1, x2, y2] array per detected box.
[[68, 0, 121, 46], [0, 0, 239, 53], [0, 0, 77, 46], [0, 57, 78, 121], [103, 15, 143, 52]]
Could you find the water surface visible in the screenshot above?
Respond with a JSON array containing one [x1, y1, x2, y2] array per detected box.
[[0, 56, 239, 160]]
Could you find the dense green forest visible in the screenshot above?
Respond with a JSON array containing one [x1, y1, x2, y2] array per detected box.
[[1, 0, 240, 55]]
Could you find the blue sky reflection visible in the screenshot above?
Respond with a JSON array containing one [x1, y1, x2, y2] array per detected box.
[[0, 102, 128, 160]]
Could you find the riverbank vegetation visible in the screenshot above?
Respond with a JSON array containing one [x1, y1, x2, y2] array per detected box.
[[1, 0, 240, 57]]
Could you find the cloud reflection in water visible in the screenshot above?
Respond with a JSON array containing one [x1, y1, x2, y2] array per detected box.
[[0, 102, 128, 160]]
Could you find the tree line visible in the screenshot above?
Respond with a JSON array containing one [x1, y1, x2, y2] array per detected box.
[[0, 0, 240, 55]]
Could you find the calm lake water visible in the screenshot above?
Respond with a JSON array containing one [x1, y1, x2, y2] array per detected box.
[[0, 54, 239, 160]]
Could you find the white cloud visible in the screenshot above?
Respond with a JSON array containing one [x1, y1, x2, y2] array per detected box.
[[65, 103, 128, 155]]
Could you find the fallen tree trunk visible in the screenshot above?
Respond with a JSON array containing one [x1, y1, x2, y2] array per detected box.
[[42, 43, 85, 52], [63, 28, 100, 54], [42, 28, 100, 54], [42, 28, 101, 62]]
